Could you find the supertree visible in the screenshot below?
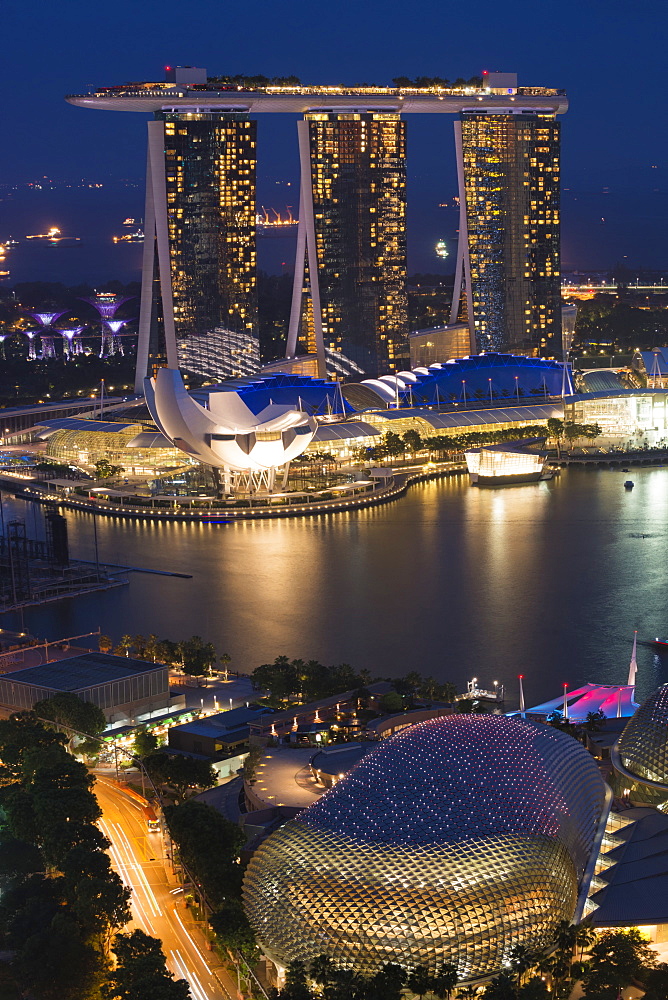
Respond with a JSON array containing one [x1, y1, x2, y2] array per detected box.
[[60, 326, 87, 357], [80, 294, 134, 358], [29, 310, 70, 360], [24, 330, 39, 360]]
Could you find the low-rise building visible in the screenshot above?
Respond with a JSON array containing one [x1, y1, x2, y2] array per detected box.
[[168, 705, 272, 756], [0, 652, 182, 727]]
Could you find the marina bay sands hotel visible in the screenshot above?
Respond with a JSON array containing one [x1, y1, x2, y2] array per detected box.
[[67, 69, 567, 388]]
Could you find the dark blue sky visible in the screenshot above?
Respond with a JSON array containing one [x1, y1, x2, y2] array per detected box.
[[2, 0, 667, 275]]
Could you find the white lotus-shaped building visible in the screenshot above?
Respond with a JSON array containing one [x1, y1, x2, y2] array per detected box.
[[145, 368, 317, 473]]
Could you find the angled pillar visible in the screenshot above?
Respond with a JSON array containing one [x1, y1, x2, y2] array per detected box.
[[450, 120, 476, 353], [134, 121, 179, 394], [285, 119, 327, 379]]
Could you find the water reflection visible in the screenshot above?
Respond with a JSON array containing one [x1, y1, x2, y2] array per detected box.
[[2, 466, 668, 708]]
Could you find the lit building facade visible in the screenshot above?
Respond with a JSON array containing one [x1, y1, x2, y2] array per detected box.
[[287, 113, 408, 376], [243, 715, 606, 982], [136, 108, 258, 386], [611, 685, 668, 808], [452, 112, 561, 357]]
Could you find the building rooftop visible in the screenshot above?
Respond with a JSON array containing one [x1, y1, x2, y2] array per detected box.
[[170, 705, 270, 739], [2, 652, 165, 691], [591, 808, 668, 926]]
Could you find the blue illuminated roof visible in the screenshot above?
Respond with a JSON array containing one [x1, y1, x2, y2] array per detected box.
[[191, 373, 352, 416]]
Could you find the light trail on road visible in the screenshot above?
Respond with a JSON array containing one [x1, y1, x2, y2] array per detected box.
[[95, 776, 236, 1000]]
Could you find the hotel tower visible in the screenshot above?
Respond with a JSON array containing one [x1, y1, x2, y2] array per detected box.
[[66, 69, 567, 385], [286, 113, 408, 375], [450, 107, 562, 356]]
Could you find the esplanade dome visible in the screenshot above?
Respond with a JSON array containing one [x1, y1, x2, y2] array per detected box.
[[613, 685, 668, 806], [243, 715, 606, 982]]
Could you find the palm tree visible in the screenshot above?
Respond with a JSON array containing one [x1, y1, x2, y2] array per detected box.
[[309, 954, 336, 987], [220, 652, 231, 682], [98, 634, 113, 653], [118, 634, 133, 658], [508, 944, 532, 986], [145, 633, 160, 662]]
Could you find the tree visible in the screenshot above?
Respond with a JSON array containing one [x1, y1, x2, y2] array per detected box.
[[309, 955, 337, 987], [220, 652, 231, 681], [33, 692, 107, 743], [116, 634, 133, 658], [643, 963, 668, 1000], [584, 710, 606, 732], [403, 429, 422, 453], [209, 899, 256, 956], [582, 928, 656, 998], [103, 929, 191, 1000], [69, 871, 131, 953], [165, 800, 245, 907], [0, 714, 66, 784], [509, 944, 532, 986], [481, 973, 517, 999], [94, 459, 124, 480], [547, 417, 564, 458], [98, 634, 113, 653], [378, 691, 404, 714], [132, 727, 159, 758], [281, 961, 312, 1000], [179, 635, 217, 683], [143, 753, 217, 803], [518, 978, 550, 1000], [407, 965, 432, 999], [431, 963, 458, 999]]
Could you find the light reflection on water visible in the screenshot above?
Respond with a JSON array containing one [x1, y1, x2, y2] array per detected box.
[[2, 465, 668, 709]]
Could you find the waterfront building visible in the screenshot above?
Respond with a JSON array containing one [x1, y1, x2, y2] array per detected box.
[[611, 685, 668, 808], [36, 418, 189, 477], [452, 109, 562, 357], [0, 652, 182, 726], [408, 322, 471, 368], [341, 352, 570, 410], [633, 347, 668, 389], [286, 112, 408, 376], [243, 715, 606, 981]]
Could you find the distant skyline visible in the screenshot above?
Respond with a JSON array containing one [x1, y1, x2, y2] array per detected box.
[[2, 0, 667, 276]]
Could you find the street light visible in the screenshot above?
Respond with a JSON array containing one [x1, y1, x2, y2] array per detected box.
[[488, 378, 493, 403]]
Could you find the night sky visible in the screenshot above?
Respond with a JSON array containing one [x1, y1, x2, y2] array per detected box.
[[2, 0, 667, 276]]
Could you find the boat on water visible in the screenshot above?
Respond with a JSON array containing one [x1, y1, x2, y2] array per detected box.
[[25, 226, 80, 242], [651, 638, 668, 649], [465, 437, 551, 487], [624, 480, 634, 490]]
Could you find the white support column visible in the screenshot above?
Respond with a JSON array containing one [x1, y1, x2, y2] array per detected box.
[[134, 130, 157, 393], [451, 120, 476, 353], [148, 121, 179, 371], [296, 119, 327, 380], [286, 182, 307, 359]]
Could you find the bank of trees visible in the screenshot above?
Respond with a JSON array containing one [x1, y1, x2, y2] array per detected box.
[[251, 657, 372, 705], [0, 710, 189, 999], [360, 426, 552, 464], [106, 632, 231, 683], [165, 800, 255, 956], [271, 926, 666, 1000]]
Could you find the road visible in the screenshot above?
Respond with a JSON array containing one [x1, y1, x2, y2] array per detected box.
[[95, 776, 238, 1000]]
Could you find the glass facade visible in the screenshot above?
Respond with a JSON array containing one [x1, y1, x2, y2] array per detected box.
[[45, 426, 190, 476], [243, 716, 605, 982], [612, 685, 668, 808], [460, 112, 561, 356], [305, 113, 408, 374], [157, 111, 258, 379]]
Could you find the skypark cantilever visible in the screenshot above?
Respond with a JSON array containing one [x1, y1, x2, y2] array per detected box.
[[65, 87, 568, 115], [66, 71, 568, 390]]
